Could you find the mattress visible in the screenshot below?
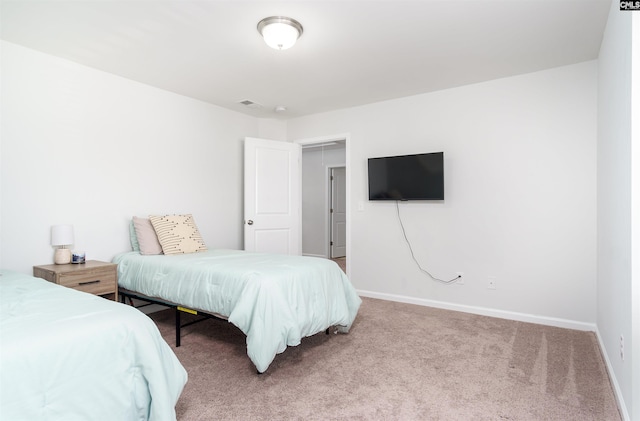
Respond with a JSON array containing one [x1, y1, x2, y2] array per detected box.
[[113, 249, 362, 373], [0, 270, 187, 421]]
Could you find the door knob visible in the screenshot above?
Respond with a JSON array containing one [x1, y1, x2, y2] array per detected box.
[[247, 220, 254, 225]]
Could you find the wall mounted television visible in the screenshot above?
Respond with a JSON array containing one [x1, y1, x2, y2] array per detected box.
[[368, 152, 444, 201]]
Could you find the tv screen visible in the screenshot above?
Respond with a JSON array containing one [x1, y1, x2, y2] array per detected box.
[[368, 152, 444, 201]]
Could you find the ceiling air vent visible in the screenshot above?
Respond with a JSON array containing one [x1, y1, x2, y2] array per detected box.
[[238, 99, 263, 109]]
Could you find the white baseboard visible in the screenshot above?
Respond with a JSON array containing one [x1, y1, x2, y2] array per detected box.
[[594, 328, 630, 421], [356, 289, 597, 331]]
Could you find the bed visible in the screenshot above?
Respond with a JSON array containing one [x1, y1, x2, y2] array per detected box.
[[113, 249, 362, 373], [0, 270, 187, 421]]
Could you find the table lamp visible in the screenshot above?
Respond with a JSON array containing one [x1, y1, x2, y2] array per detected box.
[[51, 224, 74, 264]]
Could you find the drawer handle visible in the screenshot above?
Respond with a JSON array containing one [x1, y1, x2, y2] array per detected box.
[[79, 280, 101, 286]]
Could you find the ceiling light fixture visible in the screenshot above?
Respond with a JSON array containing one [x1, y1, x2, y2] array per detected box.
[[257, 16, 303, 50]]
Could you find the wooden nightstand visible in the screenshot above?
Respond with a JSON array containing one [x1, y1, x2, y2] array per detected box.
[[33, 260, 118, 301]]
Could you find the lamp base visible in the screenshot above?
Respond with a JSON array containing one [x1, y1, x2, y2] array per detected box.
[[54, 248, 72, 265]]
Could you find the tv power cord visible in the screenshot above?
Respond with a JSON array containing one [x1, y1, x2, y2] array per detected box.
[[396, 200, 462, 285]]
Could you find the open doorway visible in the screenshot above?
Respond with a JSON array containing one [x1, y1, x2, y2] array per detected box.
[[298, 136, 349, 275]]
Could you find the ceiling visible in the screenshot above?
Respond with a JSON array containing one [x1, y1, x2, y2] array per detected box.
[[1, 0, 612, 119]]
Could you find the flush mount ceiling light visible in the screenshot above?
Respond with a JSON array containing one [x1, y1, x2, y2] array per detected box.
[[257, 16, 303, 50]]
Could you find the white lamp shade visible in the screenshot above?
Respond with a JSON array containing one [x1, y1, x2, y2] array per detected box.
[[261, 22, 300, 50], [51, 224, 74, 246]]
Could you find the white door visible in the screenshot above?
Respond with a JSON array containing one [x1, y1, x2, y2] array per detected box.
[[244, 137, 301, 255], [330, 167, 346, 258]]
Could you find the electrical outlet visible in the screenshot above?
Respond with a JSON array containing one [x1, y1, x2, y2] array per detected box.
[[620, 335, 625, 361], [456, 272, 464, 285], [487, 276, 496, 290]]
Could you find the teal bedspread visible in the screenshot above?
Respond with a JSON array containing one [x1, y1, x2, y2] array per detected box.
[[0, 270, 187, 421], [113, 250, 362, 373]]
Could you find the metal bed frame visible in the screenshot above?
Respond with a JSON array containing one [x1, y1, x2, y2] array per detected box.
[[119, 287, 226, 347], [120, 287, 334, 373]]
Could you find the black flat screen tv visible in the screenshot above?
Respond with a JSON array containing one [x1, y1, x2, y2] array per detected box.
[[368, 152, 444, 201]]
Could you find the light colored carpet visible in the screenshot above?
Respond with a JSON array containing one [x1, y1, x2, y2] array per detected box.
[[149, 297, 621, 420], [331, 256, 347, 273]]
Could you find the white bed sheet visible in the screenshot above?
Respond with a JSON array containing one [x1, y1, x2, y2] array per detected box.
[[0, 270, 187, 421], [113, 249, 362, 373]]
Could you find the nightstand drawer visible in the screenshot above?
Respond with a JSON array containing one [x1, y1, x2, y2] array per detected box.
[[59, 272, 116, 295], [33, 260, 118, 301]]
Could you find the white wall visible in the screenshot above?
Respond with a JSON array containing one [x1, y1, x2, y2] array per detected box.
[[301, 145, 345, 257], [257, 118, 287, 141], [1, 42, 259, 273], [633, 13, 640, 417], [633, 14, 640, 420], [597, 4, 636, 419], [288, 62, 598, 327]]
